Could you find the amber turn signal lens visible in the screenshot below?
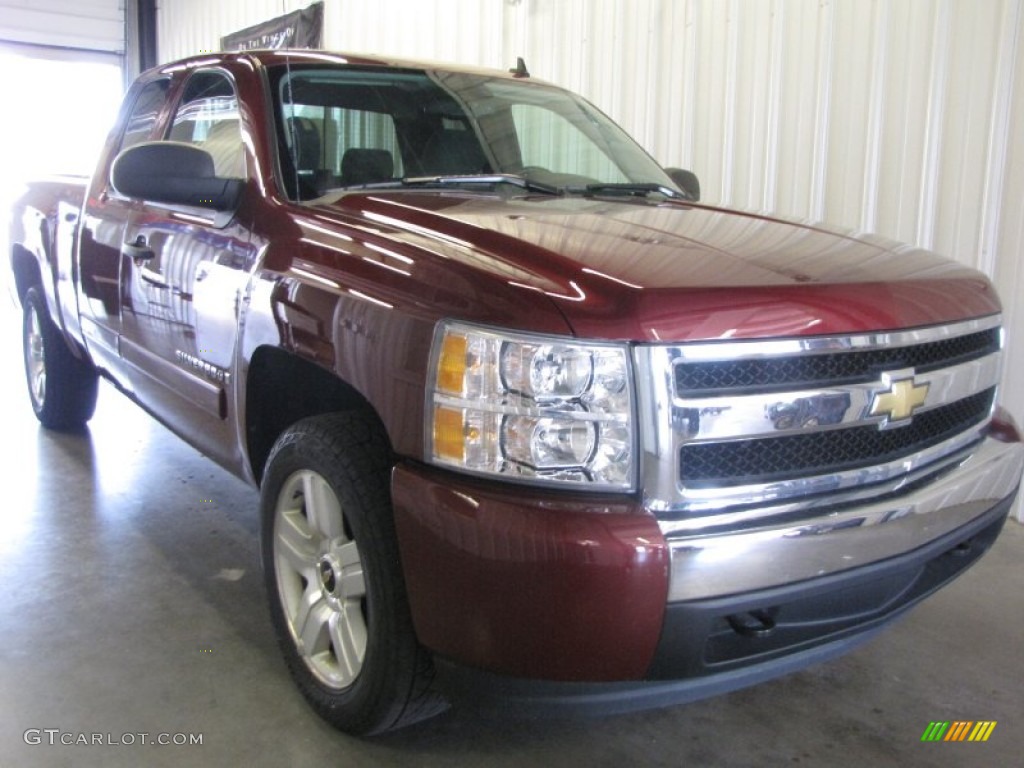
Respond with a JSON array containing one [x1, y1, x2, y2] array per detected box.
[[436, 332, 468, 394], [432, 405, 466, 461]]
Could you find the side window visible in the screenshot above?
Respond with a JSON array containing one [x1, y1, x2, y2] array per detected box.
[[511, 103, 626, 183], [168, 71, 245, 178], [118, 79, 171, 152]]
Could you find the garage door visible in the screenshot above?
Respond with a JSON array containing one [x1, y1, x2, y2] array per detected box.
[[0, 0, 124, 54]]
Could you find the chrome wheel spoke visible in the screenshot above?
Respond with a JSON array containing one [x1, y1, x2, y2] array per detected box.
[[296, 590, 332, 658], [329, 606, 368, 682], [335, 541, 365, 600], [301, 471, 345, 541], [276, 508, 317, 575]]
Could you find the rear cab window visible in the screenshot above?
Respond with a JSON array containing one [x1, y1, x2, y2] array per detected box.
[[118, 78, 172, 152], [166, 71, 245, 179]]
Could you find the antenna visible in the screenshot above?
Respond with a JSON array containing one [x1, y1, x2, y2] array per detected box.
[[509, 57, 530, 78]]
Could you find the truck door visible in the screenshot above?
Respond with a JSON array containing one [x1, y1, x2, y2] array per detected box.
[[77, 77, 171, 378], [117, 69, 256, 463]]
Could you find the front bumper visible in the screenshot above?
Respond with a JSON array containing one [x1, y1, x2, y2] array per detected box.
[[391, 465, 669, 682], [649, 489, 1013, 681], [662, 433, 1024, 603], [391, 419, 1022, 694]]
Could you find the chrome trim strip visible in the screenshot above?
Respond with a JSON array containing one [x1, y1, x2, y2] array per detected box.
[[657, 427, 986, 526], [669, 314, 1001, 363], [663, 437, 1023, 602], [674, 354, 1000, 443]]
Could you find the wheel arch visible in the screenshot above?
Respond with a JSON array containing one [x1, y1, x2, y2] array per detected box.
[[244, 345, 392, 485], [11, 243, 43, 304]]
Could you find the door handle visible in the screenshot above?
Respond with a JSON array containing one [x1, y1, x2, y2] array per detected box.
[[122, 235, 155, 262], [140, 266, 170, 289]]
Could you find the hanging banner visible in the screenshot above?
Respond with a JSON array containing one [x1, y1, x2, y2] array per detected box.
[[221, 2, 324, 51]]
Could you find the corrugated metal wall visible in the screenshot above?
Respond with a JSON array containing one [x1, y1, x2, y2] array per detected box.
[[0, 0, 124, 54], [158, 0, 1024, 519]]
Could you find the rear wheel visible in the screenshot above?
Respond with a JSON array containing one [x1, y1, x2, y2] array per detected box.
[[260, 412, 445, 735], [22, 287, 98, 430]]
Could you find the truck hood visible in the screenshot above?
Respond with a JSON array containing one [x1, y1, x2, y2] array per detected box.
[[318, 191, 999, 342]]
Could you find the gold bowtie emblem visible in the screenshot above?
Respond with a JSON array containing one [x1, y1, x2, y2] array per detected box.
[[870, 377, 930, 423]]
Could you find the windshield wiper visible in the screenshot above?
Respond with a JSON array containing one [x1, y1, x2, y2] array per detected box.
[[399, 174, 562, 196], [565, 182, 690, 200]]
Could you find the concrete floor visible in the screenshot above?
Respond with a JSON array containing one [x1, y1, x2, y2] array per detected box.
[[2, 305, 1023, 768]]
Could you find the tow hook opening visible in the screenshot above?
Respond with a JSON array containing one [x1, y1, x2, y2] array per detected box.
[[949, 539, 974, 558], [726, 609, 778, 638]]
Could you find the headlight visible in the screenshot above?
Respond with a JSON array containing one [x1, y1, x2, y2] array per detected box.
[[426, 321, 636, 490]]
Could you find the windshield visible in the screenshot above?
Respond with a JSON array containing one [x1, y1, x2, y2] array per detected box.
[[270, 64, 677, 200]]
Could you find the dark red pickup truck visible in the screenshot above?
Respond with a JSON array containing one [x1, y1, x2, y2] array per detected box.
[[10, 50, 1023, 735]]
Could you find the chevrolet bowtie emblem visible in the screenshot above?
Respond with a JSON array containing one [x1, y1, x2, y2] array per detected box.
[[870, 375, 930, 425]]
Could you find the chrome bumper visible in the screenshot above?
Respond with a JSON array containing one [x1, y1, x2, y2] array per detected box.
[[662, 436, 1023, 602]]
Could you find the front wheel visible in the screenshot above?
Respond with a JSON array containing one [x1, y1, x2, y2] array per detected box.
[[22, 287, 98, 430], [260, 412, 444, 735]]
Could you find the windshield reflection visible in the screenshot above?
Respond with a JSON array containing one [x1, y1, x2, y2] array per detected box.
[[271, 65, 678, 200]]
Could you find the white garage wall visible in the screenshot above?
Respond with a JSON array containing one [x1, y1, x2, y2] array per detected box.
[[156, 0, 507, 62], [158, 0, 1024, 520], [0, 0, 124, 54]]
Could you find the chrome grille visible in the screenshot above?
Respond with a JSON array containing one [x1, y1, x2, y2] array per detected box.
[[675, 328, 1000, 395], [635, 315, 1003, 520], [679, 388, 994, 488]]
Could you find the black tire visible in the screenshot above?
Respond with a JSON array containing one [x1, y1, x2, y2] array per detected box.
[[22, 287, 99, 430], [260, 412, 445, 735]]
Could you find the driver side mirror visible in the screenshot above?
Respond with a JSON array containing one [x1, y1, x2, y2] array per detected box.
[[664, 167, 700, 202], [110, 141, 243, 211]]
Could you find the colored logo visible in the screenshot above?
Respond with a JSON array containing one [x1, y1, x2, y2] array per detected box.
[[921, 721, 997, 742], [870, 374, 929, 426]]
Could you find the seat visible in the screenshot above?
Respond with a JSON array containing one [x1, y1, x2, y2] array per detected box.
[[286, 116, 321, 172], [418, 129, 490, 175], [341, 148, 395, 186], [283, 116, 329, 198]]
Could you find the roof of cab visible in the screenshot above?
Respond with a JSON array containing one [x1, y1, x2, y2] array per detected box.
[[158, 49, 544, 84]]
